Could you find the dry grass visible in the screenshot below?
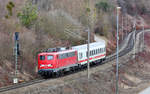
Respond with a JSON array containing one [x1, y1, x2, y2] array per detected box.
[[0, 0, 87, 86], [0, 0, 150, 88]]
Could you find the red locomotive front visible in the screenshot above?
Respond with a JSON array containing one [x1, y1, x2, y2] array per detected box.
[[38, 53, 56, 70], [38, 49, 78, 76]]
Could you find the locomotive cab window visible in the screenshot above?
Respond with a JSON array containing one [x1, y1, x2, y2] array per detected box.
[[40, 55, 45, 60], [47, 55, 54, 60]]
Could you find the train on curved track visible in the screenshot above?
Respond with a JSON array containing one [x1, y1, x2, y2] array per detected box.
[[38, 41, 106, 77]]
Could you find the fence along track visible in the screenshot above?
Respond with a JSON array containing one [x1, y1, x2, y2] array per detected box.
[[0, 30, 141, 93]]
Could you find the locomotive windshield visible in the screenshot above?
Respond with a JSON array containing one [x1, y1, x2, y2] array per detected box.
[[40, 55, 45, 60], [47, 55, 54, 60]]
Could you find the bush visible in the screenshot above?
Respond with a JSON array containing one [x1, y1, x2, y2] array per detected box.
[[34, 11, 86, 47], [5, 1, 15, 18], [94, 0, 115, 38], [95, 1, 113, 13], [17, 3, 38, 28]]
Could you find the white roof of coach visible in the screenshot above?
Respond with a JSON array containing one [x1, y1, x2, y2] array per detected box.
[[72, 41, 105, 51]]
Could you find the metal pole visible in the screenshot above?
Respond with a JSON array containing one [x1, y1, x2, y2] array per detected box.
[[86, 0, 90, 80], [143, 24, 144, 50], [14, 40, 18, 84], [122, 14, 124, 40], [15, 40, 18, 76], [133, 18, 136, 58], [133, 0, 137, 58], [87, 28, 90, 80], [116, 7, 121, 94], [14, 32, 19, 84], [126, 15, 128, 36]]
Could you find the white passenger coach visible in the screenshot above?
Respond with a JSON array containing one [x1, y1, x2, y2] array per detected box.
[[72, 41, 106, 65]]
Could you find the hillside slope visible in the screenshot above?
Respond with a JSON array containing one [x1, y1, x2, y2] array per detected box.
[[0, 0, 150, 87]]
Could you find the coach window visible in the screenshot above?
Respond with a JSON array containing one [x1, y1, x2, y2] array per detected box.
[[86, 51, 88, 57], [96, 49, 98, 54], [96, 50, 97, 54], [93, 50, 94, 55], [79, 53, 83, 59], [47, 55, 53, 60], [96, 49, 97, 54], [102, 48, 104, 52], [89, 51, 91, 56], [40, 55, 45, 60], [92, 50, 94, 55]]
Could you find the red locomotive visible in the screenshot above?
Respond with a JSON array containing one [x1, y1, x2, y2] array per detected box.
[[38, 42, 106, 77]]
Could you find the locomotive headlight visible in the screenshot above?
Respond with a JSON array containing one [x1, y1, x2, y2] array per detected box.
[[40, 64, 45, 67], [47, 64, 52, 67]]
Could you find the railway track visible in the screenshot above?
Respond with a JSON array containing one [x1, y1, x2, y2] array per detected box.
[[0, 30, 142, 93]]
